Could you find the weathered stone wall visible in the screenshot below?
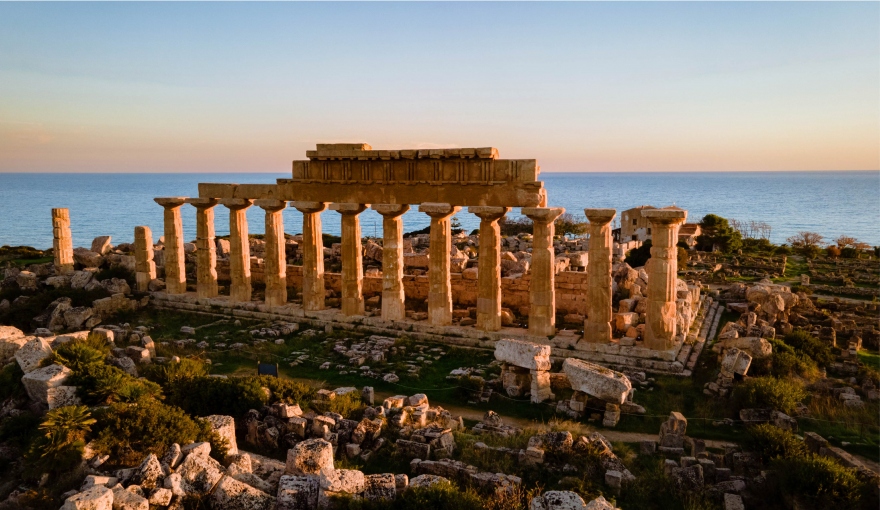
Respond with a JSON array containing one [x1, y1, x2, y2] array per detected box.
[[219, 260, 589, 316]]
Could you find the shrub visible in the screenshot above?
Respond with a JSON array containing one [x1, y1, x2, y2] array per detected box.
[[746, 423, 807, 464], [840, 247, 859, 259], [93, 400, 212, 465], [260, 376, 314, 404], [168, 376, 269, 417], [70, 362, 162, 405], [24, 406, 96, 479], [783, 330, 834, 367], [48, 341, 107, 373], [625, 240, 652, 268], [499, 216, 533, 237], [339, 481, 485, 510], [0, 362, 26, 400], [312, 391, 364, 419], [94, 265, 135, 287], [142, 358, 209, 388], [555, 213, 588, 238], [730, 377, 806, 415], [773, 455, 867, 509], [0, 412, 42, 448]]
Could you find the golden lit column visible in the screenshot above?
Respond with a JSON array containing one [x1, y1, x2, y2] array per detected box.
[[51, 208, 74, 274], [185, 198, 219, 299], [418, 203, 461, 326], [372, 204, 410, 321], [292, 201, 327, 311], [522, 207, 565, 337], [154, 197, 188, 294], [583, 208, 616, 343], [642, 209, 688, 350], [329, 203, 369, 316], [469, 206, 509, 331], [133, 226, 156, 292], [255, 199, 288, 307], [220, 198, 253, 303]]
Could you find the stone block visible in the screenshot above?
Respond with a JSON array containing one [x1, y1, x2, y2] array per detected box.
[[363, 473, 396, 501], [206, 415, 239, 456], [210, 475, 275, 510], [15, 337, 53, 373], [562, 358, 631, 405], [22, 363, 71, 404], [494, 338, 551, 371], [529, 490, 588, 510], [0, 326, 28, 361], [176, 449, 225, 494], [60, 485, 113, 510], [111, 486, 148, 510], [285, 438, 334, 475], [276, 475, 319, 510]]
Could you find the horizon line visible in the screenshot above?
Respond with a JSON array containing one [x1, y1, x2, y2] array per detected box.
[[1, 169, 878, 175]]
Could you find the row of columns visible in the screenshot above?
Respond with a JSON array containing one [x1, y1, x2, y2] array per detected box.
[[148, 198, 685, 350]]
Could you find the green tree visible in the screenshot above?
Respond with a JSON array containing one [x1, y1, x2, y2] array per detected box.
[[625, 240, 652, 267], [696, 214, 742, 253], [554, 213, 588, 237]]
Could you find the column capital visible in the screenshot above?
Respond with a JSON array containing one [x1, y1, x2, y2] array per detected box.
[[329, 203, 368, 215], [419, 203, 460, 218], [584, 208, 616, 224], [291, 201, 327, 214], [643, 208, 687, 226], [372, 204, 410, 218], [255, 199, 287, 212], [154, 197, 188, 208], [219, 198, 253, 210], [185, 198, 219, 209], [522, 206, 564, 223], [468, 206, 509, 221]]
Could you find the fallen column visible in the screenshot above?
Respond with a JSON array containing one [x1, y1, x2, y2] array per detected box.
[[372, 204, 410, 321], [562, 358, 632, 427], [154, 197, 188, 295]]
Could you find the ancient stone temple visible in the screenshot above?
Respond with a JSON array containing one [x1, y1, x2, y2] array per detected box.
[[146, 143, 699, 374]]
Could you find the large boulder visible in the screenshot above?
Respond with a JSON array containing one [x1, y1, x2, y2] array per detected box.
[[285, 438, 334, 475], [176, 448, 225, 494], [70, 271, 94, 290], [60, 485, 113, 510], [210, 475, 275, 510], [408, 474, 449, 488], [363, 473, 396, 502], [22, 364, 71, 404], [494, 339, 551, 371], [530, 491, 588, 510], [100, 278, 131, 295], [0, 326, 28, 361], [206, 415, 239, 456], [715, 337, 772, 359], [73, 248, 103, 268], [110, 486, 148, 510], [562, 358, 632, 405], [15, 336, 53, 373], [91, 236, 112, 255]]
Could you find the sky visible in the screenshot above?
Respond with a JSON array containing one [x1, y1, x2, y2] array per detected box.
[[0, 2, 877, 173]]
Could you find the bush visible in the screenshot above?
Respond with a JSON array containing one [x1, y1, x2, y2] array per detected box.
[[24, 406, 96, 480], [93, 400, 212, 465], [773, 455, 868, 509], [746, 423, 807, 464], [625, 240, 652, 268], [312, 391, 364, 420], [259, 376, 315, 405], [0, 362, 26, 400], [94, 265, 135, 287], [70, 362, 162, 405], [0, 412, 42, 448], [826, 246, 841, 259], [783, 330, 834, 367], [499, 216, 533, 237], [142, 358, 209, 388], [730, 377, 806, 415], [48, 341, 107, 373], [555, 213, 588, 238], [840, 247, 859, 259], [339, 481, 485, 510], [168, 376, 269, 417]]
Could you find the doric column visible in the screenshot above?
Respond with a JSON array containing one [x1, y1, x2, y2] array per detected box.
[[133, 226, 156, 292], [185, 198, 219, 299], [329, 203, 369, 316], [154, 197, 187, 294], [292, 201, 327, 311], [522, 207, 565, 337], [220, 199, 253, 303], [469, 206, 509, 331], [583, 208, 616, 343], [642, 209, 688, 350], [255, 200, 288, 307], [418, 203, 461, 326], [372, 204, 410, 321], [51, 208, 74, 274]]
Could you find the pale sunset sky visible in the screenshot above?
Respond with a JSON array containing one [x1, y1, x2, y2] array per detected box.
[[0, 2, 877, 173]]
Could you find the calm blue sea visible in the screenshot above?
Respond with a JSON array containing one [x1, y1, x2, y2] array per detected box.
[[0, 171, 877, 250]]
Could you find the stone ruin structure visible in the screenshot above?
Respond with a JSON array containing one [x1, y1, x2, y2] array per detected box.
[[44, 143, 702, 373], [494, 338, 554, 403]]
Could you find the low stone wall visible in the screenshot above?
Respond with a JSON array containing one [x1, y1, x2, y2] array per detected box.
[[219, 260, 589, 316]]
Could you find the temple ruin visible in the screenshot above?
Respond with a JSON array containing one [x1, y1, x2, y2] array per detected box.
[[142, 143, 703, 374]]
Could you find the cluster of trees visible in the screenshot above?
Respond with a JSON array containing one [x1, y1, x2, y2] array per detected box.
[[787, 232, 873, 259], [498, 213, 589, 238]]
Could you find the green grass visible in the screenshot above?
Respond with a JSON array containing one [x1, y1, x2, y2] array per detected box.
[[858, 350, 880, 372]]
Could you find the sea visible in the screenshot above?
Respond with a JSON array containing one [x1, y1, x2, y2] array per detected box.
[[0, 171, 878, 250]]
